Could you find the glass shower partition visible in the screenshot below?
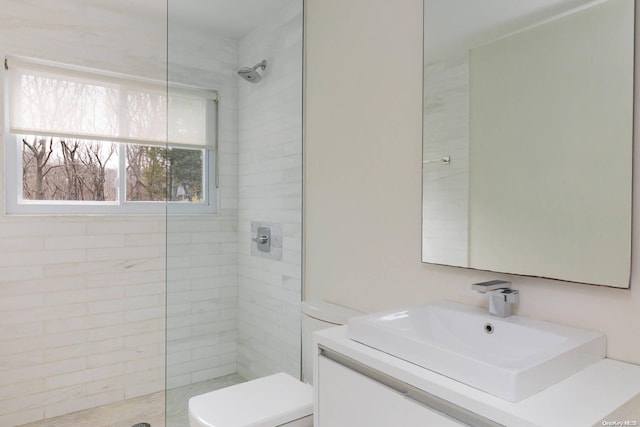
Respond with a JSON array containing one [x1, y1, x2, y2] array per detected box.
[[165, 1, 304, 426], [0, 1, 169, 427]]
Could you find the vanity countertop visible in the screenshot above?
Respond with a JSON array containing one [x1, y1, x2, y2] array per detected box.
[[314, 326, 640, 427]]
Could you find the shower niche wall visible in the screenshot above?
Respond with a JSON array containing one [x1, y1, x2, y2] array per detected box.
[[165, 0, 303, 424]]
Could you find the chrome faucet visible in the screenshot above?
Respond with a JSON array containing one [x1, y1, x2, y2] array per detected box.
[[472, 280, 519, 318]]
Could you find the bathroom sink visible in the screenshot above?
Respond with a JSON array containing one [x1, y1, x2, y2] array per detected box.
[[347, 300, 605, 402]]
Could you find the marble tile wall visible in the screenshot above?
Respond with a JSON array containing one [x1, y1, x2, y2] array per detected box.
[[0, 1, 239, 425], [236, 0, 304, 381], [166, 21, 240, 390], [422, 54, 470, 267]]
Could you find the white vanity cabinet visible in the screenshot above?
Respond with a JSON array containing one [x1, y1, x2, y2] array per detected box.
[[314, 326, 640, 427], [405, 397, 462, 426], [317, 355, 462, 427], [317, 355, 404, 426]]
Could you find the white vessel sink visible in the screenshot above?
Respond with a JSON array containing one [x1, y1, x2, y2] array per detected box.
[[347, 300, 605, 402]]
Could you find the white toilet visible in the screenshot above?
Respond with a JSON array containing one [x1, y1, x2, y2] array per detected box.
[[188, 300, 361, 427]]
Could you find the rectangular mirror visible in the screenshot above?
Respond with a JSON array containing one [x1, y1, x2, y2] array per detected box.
[[422, 0, 634, 287]]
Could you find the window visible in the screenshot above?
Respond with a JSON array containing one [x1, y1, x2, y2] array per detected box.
[[4, 56, 218, 214]]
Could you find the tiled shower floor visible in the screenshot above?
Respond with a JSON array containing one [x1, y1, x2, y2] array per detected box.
[[18, 374, 245, 427]]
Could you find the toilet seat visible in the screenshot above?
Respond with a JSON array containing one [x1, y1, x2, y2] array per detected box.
[[188, 372, 313, 427]]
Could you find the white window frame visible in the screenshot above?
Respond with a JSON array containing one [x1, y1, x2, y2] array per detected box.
[[3, 57, 219, 215], [5, 135, 218, 215]]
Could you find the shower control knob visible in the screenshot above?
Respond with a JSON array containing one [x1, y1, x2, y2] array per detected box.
[[252, 234, 269, 244], [252, 226, 271, 253]]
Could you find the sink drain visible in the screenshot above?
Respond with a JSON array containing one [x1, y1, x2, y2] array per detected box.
[[484, 323, 494, 334], [131, 423, 151, 427]]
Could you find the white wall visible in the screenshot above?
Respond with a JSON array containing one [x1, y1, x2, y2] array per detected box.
[[304, 0, 640, 368], [237, 0, 304, 381], [0, 1, 239, 425]]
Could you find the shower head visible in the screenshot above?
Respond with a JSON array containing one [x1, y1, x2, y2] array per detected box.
[[238, 60, 267, 83]]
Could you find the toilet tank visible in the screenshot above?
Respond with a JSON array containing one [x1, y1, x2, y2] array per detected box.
[[301, 300, 361, 384]]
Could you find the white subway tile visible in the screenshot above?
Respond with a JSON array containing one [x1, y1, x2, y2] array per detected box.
[[44, 389, 123, 419], [86, 345, 160, 369], [125, 306, 165, 323], [46, 364, 125, 390], [0, 322, 46, 344], [0, 276, 85, 297], [45, 338, 124, 362], [125, 233, 165, 247], [87, 318, 162, 342], [85, 375, 124, 396], [0, 222, 87, 238], [124, 377, 164, 399], [0, 303, 86, 326], [191, 363, 236, 383], [167, 373, 191, 390], [0, 407, 44, 427], [0, 265, 45, 282], [0, 357, 86, 387], [86, 221, 160, 235], [44, 234, 124, 250], [0, 249, 86, 268], [86, 246, 163, 262], [0, 351, 45, 371]]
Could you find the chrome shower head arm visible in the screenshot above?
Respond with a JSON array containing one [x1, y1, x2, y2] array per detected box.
[[238, 60, 267, 83]]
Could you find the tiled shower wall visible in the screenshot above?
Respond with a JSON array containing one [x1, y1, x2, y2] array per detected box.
[[422, 55, 470, 267], [165, 23, 240, 390], [0, 2, 238, 425], [237, 0, 304, 380]]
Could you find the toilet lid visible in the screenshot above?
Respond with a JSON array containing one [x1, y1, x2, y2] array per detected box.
[[189, 372, 313, 427]]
